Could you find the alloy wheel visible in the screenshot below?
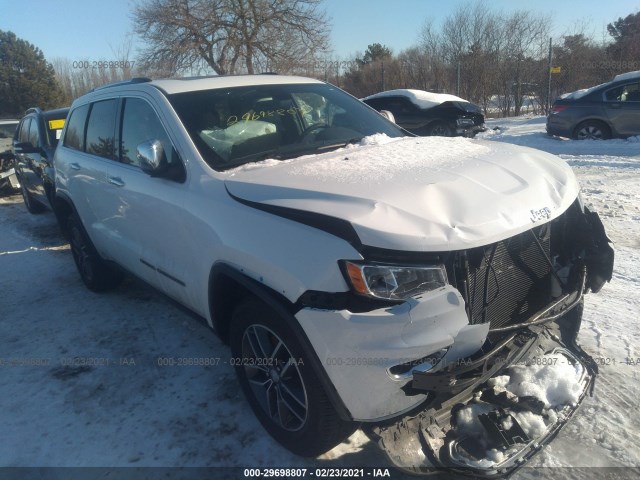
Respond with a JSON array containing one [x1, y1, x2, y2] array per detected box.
[[241, 324, 308, 432]]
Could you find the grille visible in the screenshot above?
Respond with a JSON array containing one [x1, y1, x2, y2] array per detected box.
[[458, 225, 552, 330]]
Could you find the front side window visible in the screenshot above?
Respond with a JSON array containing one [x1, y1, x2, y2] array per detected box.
[[85, 99, 118, 159], [120, 98, 174, 167], [377, 98, 416, 114], [63, 104, 90, 151], [168, 83, 405, 171]]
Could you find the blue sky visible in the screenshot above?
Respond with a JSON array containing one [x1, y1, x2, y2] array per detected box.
[[1, 0, 638, 63]]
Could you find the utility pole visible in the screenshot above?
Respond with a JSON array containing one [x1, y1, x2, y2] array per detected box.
[[456, 61, 461, 96], [547, 37, 553, 115], [381, 61, 385, 91]]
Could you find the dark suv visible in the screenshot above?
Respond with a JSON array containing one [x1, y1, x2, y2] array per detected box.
[[547, 71, 640, 140], [362, 89, 485, 137], [12, 107, 69, 212]]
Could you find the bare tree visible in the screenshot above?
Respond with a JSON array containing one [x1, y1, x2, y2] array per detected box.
[[133, 0, 330, 75]]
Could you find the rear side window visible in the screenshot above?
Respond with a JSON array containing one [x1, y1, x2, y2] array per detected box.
[[63, 104, 90, 151], [86, 99, 118, 159], [378, 98, 414, 114]]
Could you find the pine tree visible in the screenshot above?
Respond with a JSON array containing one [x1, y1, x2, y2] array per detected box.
[[0, 30, 64, 116]]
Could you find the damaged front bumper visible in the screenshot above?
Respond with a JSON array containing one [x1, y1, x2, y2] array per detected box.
[[364, 307, 599, 477]]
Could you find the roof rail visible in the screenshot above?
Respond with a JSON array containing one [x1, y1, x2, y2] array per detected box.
[[25, 107, 43, 115], [90, 77, 152, 92]]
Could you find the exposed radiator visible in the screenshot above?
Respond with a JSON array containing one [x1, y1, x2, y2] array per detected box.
[[458, 224, 553, 330]]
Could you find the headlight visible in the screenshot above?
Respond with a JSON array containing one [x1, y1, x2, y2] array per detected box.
[[342, 261, 448, 301], [456, 118, 474, 127]]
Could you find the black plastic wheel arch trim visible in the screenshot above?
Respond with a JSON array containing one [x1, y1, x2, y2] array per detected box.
[[208, 262, 354, 421]]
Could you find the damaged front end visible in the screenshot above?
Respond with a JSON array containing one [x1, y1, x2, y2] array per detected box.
[[365, 200, 614, 477]]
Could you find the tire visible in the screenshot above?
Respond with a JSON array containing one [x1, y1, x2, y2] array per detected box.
[[230, 299, 356, 456], [573, 120, 611, 140], [426, 122, 453, 137], [20, 182, 46, 214], [67, 213, 123, 292]]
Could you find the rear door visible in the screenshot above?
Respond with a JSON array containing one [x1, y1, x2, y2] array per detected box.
[[59, 100, 118, 257], [603, 81, 640, 136]]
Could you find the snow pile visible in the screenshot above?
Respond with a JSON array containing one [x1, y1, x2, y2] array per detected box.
[[362, 89, 468, 109], [353, 133, 403, 146], [453, 403, 518, 468], [452, 352, 585, 467], [454, 404, 549, 468], [488, 353, 584, 408]]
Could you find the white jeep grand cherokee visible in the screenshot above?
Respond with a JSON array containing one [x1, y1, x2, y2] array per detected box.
[[53, 75, 613, 475]]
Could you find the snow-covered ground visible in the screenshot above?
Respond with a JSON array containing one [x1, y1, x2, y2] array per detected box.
[[1, 116, 638, 478]]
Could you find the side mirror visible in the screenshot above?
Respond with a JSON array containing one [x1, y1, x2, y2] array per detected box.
[[379, 110, 396, 124], [137, 139, 168, 176]]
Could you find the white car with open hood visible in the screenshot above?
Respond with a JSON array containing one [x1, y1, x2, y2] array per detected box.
[[53, 75, 614, 476]]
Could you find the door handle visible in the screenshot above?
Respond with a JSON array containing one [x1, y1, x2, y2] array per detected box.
[[108, 176, 125, 187], [70, 162, 81, 170]]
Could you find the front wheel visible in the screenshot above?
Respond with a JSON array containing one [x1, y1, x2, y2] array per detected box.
[[230, 299, 356, 456], [68, 213, 123, 292]]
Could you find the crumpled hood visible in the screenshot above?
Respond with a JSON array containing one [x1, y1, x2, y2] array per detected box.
[[224, 136, 579, 252]]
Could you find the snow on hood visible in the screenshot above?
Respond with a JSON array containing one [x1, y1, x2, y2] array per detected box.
[[363, 89, 468, 109], [224, 135, 579, 252]]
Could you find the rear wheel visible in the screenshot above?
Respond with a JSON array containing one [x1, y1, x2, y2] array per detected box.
[[68, 213, 123, 292], [230, 299, 356, 456], [20, 182, 46, 214], [573, 120, 610, 140]]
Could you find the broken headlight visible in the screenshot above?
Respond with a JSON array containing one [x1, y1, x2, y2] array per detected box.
[[341, 261, 448, 301]]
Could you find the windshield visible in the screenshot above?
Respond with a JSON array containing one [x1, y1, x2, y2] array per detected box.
[[168, 83, 406, 171]]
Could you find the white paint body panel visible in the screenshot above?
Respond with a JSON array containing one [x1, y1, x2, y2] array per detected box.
[[296, 286, 488, 420], [225, 136, 580, 252]]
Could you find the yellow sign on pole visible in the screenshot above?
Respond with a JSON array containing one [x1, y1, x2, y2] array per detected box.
[[550, 66, 561, 74]]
